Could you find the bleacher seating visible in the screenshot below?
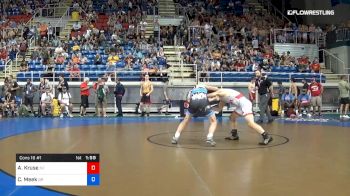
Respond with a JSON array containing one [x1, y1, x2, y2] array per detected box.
[[6, 0, 327, 85], [92, 0, 108, 13], [5, 7, 21, 16], [16, 34, 168, 81], [91, 0, 130, 14], [208, 72, 326, 83], [3, 0, 42, 16]]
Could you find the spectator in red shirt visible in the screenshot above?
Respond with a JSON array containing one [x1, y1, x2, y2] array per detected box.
[[234, 60, 245, 71], [310, 58, 320, 73], [0, 47, 8, 60], [55, 54, 65, 65], [69, 64, 81, 81], [308, 77, 323, 116], [297, 55, 309, 72], [80, 77, 90, 117], [298, 55, 308, 65], [264, 49, 273, 59]]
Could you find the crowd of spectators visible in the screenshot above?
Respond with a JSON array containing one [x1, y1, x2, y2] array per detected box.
[[0, 74, 163, 119], [175, 0, 326, 75], [0, 0, 48, 16], [4, 0, 168, 82], [1, 1, 165, 83], [1, 0, 329, 81], [0, 0, 58, 69], [1, 0, 349, 120], [278, 77, 325, 118]]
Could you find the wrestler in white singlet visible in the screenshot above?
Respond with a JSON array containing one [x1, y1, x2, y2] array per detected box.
[[219, 89, 253, 116]]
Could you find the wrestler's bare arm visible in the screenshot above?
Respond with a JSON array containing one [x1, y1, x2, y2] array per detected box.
[[205, 84, 220, 92], [212, 100, 226, 112], [207, 91, 219, 98], [208, 96, 219, 102]]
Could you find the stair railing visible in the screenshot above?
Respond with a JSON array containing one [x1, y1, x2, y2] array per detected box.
[[320, 49, 346, 74], [4, 59, 12, 78], [25, 4, 48, 27], [51, 6, 71, 42], [258, 0, 291, 23]]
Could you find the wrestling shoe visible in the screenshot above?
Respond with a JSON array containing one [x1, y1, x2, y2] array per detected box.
[[259, 135, 273, 145], [225, 130, 239, 140], [205, 138, 216, 147], [171, 136, 178, 144], [225, 135, 239, 140], [343, 115, 350, 119]]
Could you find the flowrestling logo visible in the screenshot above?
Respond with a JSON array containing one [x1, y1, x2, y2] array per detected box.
[[287, 10, 334, 16]]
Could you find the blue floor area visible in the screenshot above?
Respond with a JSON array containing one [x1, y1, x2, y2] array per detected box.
[[0, 117, 181, 140], [0, 117, 181, 196], [0, 115, 349, 196], [0, 170, 66, 196]]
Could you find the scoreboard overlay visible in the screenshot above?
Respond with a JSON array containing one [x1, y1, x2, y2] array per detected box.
[[16, 154, 100, 186]]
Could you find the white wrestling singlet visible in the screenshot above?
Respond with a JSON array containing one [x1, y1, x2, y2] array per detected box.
[[221, 89, 253, 116]]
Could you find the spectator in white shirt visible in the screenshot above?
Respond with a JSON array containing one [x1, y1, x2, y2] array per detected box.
[[211, 60, 221, 71], [204, 23, 212, 39], [54, 46, 65, 56], [84, 27, 92, 39], [140, 21, 147, 32], [72, 21, 82, 32], [157, 47, 165, 58], [252, 37, 259, 49], [58, 87, 73, 117], [40, 87, 54, 116], [252, 62, 259, 72]]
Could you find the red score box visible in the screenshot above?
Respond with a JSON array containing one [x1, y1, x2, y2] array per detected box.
[[87, 162, 100, 174]]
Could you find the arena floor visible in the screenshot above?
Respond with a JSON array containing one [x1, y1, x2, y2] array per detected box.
[[1, 116, 350, 196]]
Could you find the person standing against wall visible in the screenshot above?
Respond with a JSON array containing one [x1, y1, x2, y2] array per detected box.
[[23, 79, 36, 115], [57, 74, 69, 95], [308, 77, 323, 116], [140, 75, 154, 117], [301, 78, 309, 91], [276, 81, 285, 115], [338, 75, 350, 119], [8, 75, 20, 97], [158, 77, 171, 115], [93, 78, 102, 116], [255, 70, 274, 123], [80, 77, 90, 117], [114, 78, 125, 117], [96, 78, 109, 117]]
